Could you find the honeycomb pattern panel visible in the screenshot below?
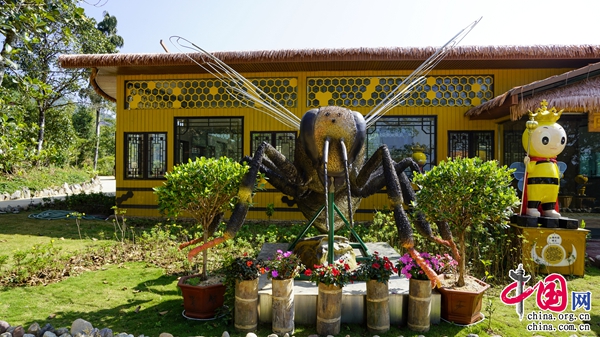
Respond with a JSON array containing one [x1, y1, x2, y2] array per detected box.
[[306, 76, 493, 108], [125, 78, 298, 110]]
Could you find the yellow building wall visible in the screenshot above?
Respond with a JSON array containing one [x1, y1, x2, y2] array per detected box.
[[115, 68, 571, 220]]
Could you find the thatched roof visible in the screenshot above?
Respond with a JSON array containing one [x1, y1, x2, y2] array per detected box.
[[60, 45, 600, 69], [59, 45, 600, 102], [465, 61, 600, 120]]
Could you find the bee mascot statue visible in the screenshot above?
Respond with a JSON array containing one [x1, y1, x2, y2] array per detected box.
[[521, 100, 566, 218]]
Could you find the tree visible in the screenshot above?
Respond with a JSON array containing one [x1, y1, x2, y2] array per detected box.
[[5, 0, 117, 156], [412, 157, 519, 287], [154, 157, 250, 280]]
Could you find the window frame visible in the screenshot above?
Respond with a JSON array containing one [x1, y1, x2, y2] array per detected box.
[[365, 115, 437, 171], [124, 132, 167, 180], [448, 130, 495, 161], [174, 116, 244, 165], [250, 131, 297, 160]]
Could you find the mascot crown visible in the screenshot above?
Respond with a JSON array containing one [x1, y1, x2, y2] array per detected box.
[[528, 99, 563, 124]]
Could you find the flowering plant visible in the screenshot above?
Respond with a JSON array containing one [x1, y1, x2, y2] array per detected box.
[[435, 253, 458, 275], [397, 252, 457, 280], [303, 259, 353, 288], [265, 250, 304, 280], [224, 253, 265, 281], [355, 251, 398, 284]]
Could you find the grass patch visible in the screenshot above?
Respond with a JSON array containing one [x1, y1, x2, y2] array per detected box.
[[0, 212, 599, 336], [0, 166, 95, 194]]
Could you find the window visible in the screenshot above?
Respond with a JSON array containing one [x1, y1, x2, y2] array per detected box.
[[125, 133, 167, 179], [366, 116, 436, 171], [175, 117, 243, 164], [250, 132, 296, 160], [448, 131, 494, 161]]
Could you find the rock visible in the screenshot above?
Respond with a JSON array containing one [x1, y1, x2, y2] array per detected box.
[[54, 329, 68, 337], [42, 332, 56, 337], [12, 326, 24, 337], [23, 335, 35, 337], [283, 334, 289, 337], [70, 319, 93, 336], [0, 322, 9, 334], [220, 332, 229, 337], [466, 334, 479, 337], [245, 333, 257, 337], [267, 334, 278, 337], [10, 190, 21, 200], [26, 324, 40, 337], [38, 324, 54, 337], [22, 187, 31, 199], [58, 334, 70, 337], [158, 334, 172, 337], [1, 332, 12, 337], [99, 329, 112, 337]]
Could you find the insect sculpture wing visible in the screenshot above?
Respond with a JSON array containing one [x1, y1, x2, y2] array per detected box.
[[510, 161, 568, 192], [509, 162, 526, 192], [169, 18, 481, 129]]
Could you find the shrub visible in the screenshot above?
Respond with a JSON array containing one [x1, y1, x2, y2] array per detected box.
[[412, 157, 519, 287]]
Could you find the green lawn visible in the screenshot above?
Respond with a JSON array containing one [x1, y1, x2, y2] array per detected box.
[[0, 211, 599, 337]]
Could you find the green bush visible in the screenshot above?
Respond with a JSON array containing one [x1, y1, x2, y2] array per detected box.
[[412, 157, 520, 287], [154, 157, 250, 280]]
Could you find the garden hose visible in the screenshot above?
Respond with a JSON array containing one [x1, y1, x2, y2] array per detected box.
[[28, 210, 106, 220]]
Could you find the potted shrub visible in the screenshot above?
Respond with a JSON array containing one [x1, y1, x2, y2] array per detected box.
[[265, 250, 304, 336], [304, 259, 354, 336], [154, 156, 250, 319], [411, 157, 519, 324], [355, 252, 397, 333], [223, 253, 264, 332]]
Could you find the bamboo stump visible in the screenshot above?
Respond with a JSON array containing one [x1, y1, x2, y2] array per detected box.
[[407, 278, 431, 332], [316, 283, 342, 336], [366, 280, 390, 333], [272, 278, 295, 336], [235, 278, 259, 332]]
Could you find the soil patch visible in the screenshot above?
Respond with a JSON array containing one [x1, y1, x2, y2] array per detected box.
[[438, 273, 486, 292]]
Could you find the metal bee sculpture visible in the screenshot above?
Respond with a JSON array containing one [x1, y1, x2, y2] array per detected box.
[[175, 19, 480, 287]]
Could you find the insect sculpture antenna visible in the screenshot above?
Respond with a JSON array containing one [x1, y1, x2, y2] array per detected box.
[[364, 17, 482, 128], [169, 36, 301, 130]]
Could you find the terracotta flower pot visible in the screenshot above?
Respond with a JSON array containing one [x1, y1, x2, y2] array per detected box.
[[437, 275, 490, 325], [178, 274, 226, 319]]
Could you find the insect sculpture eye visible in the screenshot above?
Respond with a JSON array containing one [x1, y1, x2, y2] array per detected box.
[[542, 137, 549, 145], [561, 137, 566, 145]]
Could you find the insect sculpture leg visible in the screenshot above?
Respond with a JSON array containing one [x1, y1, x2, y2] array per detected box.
[[184, 142, 302, 260], [352, 145, 448, 287]]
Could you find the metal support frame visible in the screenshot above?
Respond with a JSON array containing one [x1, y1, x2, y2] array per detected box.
[[288, 192, 370, 264]]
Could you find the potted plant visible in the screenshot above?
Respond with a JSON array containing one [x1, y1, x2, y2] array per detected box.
[[223, 253, 264, 332], [397, 252, 457, 332], [153, 156, 250, 319], [411, 156, 519, 324], [304, 259, 353, 336], [265, 250, 304, 336], [355, 251, 397, 333]]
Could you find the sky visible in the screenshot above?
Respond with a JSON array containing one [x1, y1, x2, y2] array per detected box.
[[81, 0, 600, 54]]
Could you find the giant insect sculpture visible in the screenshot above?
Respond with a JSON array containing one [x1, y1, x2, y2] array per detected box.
[[176, 19, 480, 286]]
